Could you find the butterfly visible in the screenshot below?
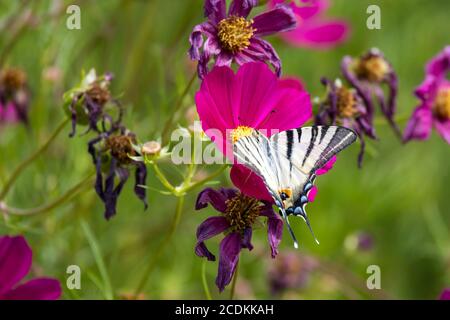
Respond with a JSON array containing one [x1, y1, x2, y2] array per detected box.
[[232, 125, 357, 248]]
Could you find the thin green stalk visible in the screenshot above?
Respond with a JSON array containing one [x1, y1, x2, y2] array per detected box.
[[161, 72, 197, 145], [81, 220, 114, 300], [0, 173, 94, 216], [201, 259, 212, 300], [0, 118, 69, 200], [134, 195, 185, 297], [152, 163, 176, 193], [229, 260, 239, 300]]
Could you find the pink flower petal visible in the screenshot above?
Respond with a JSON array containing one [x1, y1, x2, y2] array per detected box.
[[0, 236, 32, 295], [434, 118, 450, 144], [282, 18, 349, 49], [426, 45, 450, 79], [252, 5, 297, 37], [403, 106, 433, 142], [233, 62, 279, 127], [270, 0, 329, 19], [1, 278, 61, 300], [230, 164, 273, 202]]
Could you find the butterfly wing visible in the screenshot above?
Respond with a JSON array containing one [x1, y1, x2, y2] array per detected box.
[[233, 126, 357, 248], [270, 126, 357, 244], [233, 129, 301, 247]]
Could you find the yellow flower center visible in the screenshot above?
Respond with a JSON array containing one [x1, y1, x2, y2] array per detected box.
[[336, 86, 358, 118], [355, 56, 390, 83], [217, 16, 255, 53], [434, 87, 450, 120], [224, 193, 261, 233], [231, 125, 254, 143]]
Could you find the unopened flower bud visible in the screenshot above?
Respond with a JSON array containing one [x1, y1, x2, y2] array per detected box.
[[141, 141, 161, 156]]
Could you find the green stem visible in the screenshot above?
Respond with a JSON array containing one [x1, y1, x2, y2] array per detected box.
[[201, 259, 212, 300], [229, 260, 239, 300], [0, 173, 94, 216], [0, 118, 69, 200], [161, 72, 197, 145], [152, 163, 176, 193], [134, 195, 185, 297]]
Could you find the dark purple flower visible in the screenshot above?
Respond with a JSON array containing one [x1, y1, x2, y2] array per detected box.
[[0, 68, 30, 126], [341, 48, 401, 138], [63, 69, 122, 138], [189, 0, 296, 78], [403, 46, 450, 144], [439, 288, 450, 300], [0, 235, 61, 300], [267, 251, 317, 296], [88, 129, 148, 220], [315, 78, 375, 167], [195, 187, 282, 292]]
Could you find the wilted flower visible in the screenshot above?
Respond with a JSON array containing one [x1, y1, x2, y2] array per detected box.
[[440, 288, 450, 300], [268, 251, 317, 296], [63, 69, 122, 137], [195, 187, 283, 292], [195, 62, 313, 202], [88, 129, 148, 220], [189, 0, 296, 78], [0, 67, 30, 125], [403, 46, 450, 144], [341, 48, 400, 137], [315, 78, 376, 166], [0, 235, 61, 300], [270, 0, 349, 49]]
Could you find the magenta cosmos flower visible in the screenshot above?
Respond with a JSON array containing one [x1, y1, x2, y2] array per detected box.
[[0, 235, 61, 300], [195, 187, 282, 292], [189, 0, 296, 78], [195, 62, 316, 202], [270, 0, 349, 49], [403, 46, 450, 144]]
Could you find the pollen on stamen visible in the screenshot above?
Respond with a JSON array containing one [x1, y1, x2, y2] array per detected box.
[[231, 125, 254, 143], [217, 16, 255, 53], [355, 55, 390, 82], [434, 87, 450, 120]]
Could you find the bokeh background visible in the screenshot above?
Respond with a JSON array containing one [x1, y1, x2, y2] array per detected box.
[[0, 0, 449, 299]]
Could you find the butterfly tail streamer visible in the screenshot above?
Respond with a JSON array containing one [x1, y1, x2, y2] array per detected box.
[[279, 208, 299, 249], [299, 210, 320, 245]]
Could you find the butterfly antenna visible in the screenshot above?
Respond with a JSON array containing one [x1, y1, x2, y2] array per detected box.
[[299, 210, 320, 245], [279, 209, 299, 249]]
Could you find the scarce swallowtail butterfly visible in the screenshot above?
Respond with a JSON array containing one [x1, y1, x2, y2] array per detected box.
[[232, 125, 357, 249]]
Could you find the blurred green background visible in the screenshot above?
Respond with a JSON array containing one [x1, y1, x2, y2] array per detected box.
[[0, 0, 449, 299]]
